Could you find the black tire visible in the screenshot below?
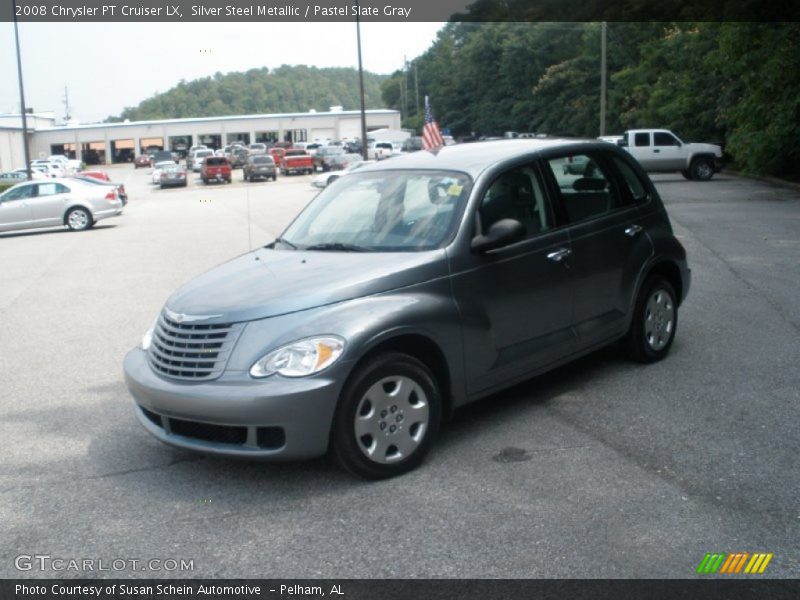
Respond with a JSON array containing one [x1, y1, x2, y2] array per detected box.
[[332, 352, 442, 480], [65, 207, 93, 231], [623, 275, 678, 363], [202, 177, 208, 184], [272, 174, 277, 181], [680, 169, 693, 180], [243, 171, 248, 182], [690, 157, 714, 181]]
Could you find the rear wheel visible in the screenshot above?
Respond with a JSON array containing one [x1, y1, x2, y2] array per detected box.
[[272, 174, 277, 181], [332, 353, 442, 479], [623, 275, 678, 363], [65, 207, 93, 231]]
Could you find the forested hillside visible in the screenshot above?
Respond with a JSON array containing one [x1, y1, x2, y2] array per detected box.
[[109, 65, 386, 122], [382, 22, 800, 177]]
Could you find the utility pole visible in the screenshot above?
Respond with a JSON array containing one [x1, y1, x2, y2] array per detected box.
[[355, 0, 368, 160], [414, 60, 420, 118], [63, 86, 71, 122], [12, 0, 32, 180], [600, 21, 607, 137]]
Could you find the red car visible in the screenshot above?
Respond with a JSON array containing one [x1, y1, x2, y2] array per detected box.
[[281, 149, 314, 175], [134, 155, 151, 168], [77, 170, 111, 181], [201, 157, 232, 184]]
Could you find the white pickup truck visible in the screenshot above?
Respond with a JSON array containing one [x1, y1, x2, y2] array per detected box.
[[619, 129, 723, 181]]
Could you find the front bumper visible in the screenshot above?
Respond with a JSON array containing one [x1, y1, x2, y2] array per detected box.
[[123, 348, 347, 460]]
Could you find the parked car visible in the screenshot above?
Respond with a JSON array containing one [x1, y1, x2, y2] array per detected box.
[[0, 178, 123, 232], [619, 129, 724, 180], [13, 168, 48, 180], [30, 160, 64, 178], [159, 164, 188, 188], [314, 146, 345, 172], [47, 155, 81, 174], [243, 155, 277, 182], [201, 156, 232, 184], [151, 150, 178, 166], [248, 143, 267, 155], [268, 147, 286, 166], [123, 139, 690, 479], [0, 171, 28, 183], [281, 149, 315, 175], [74, 174, 128, 205], [151, 161, 175, 185], [134, 155, 151, 168], [310, 159, 374, 188], [77, 170, 110, 181], [229, 146, 249, 168], [373, 142, 394, 160], [188, 149, 214, 172]]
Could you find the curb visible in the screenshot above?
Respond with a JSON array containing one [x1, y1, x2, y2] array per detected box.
[[722, 170, 800, 193]]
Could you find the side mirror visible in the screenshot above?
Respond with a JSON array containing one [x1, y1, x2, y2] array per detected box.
[[471, 218, 526, 253], [617, 139, 628, 147]]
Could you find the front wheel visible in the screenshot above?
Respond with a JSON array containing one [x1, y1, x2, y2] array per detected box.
[[623, 276, 678, 363], [332, 353, 442, 479], [690, 157, 714, 181]]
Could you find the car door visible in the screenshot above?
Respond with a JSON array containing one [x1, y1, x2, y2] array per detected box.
[[31, 181, 71, 226], [627, 131, 656, 169], [0, 183, 36, 231], [540, 150, 654, 349], [652, 131, 685, 170], [449, 163, 575, 395]]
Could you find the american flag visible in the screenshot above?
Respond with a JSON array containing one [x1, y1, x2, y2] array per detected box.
[[422, 96, 444, 151]]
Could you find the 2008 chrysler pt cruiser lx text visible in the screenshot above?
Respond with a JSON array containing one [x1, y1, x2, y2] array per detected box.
[[123, 139, 690, 479]]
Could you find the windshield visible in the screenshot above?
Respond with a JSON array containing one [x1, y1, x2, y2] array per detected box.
[[280, 170, 471, 252]]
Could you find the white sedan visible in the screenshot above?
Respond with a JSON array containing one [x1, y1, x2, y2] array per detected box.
[[151, 161, 176, 184], [310, 159, 374, 189], [0, 178, 123, 233]]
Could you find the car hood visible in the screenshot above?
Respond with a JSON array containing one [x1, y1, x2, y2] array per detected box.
[[686, 142, 723, 156], [165, 247, 449, 323]]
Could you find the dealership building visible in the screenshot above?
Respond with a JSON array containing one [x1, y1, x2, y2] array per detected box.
[[0, 108, 401, 169]]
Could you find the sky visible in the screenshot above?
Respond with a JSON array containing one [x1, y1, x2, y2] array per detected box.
[[0, 22, 445, 123]]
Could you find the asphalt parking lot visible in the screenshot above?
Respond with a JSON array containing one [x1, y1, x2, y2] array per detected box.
[[0, 165, 798, 579]]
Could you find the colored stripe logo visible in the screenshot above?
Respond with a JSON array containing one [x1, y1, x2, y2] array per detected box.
[[696, 552, 773, 574]]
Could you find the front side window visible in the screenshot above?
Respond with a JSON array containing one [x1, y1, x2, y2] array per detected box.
[[2, 184, 36, 202], [654, 132, 680, 146], [544, 154, 626, 224], [281, 170, 471, 251], [478, 166, 551, 238], [610, 156, 649, 204]]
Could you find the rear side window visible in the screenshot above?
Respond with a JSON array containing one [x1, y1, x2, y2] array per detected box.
[[634, 133, 650, 147], [205, 158, 227, 166], [38, 182, 69, 196], [544, 154, 626, 224]]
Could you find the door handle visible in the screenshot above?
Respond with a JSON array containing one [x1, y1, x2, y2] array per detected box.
[[547, 248, 571, 262], [625, 225, 643, 237], [653, 149, 660, 153]]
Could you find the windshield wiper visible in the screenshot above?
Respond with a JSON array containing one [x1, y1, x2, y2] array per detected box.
[[305, 242, 367, 252], [273, 237, 297, 249]]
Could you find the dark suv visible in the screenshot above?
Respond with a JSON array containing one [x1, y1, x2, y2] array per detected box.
[[124, 139, 690, 479]]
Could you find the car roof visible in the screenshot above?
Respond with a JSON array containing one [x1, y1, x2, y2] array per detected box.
[[356, 138, 616, 178]]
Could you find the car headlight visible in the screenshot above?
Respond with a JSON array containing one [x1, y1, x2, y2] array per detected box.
[[141, 326, 154, 351], [250, 336, 345, 378]]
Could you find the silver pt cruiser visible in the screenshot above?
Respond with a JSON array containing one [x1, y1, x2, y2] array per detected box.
[[124, 139, 690, 479]]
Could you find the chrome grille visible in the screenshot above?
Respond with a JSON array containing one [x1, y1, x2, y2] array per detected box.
[[148, 312, 244, 380]]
